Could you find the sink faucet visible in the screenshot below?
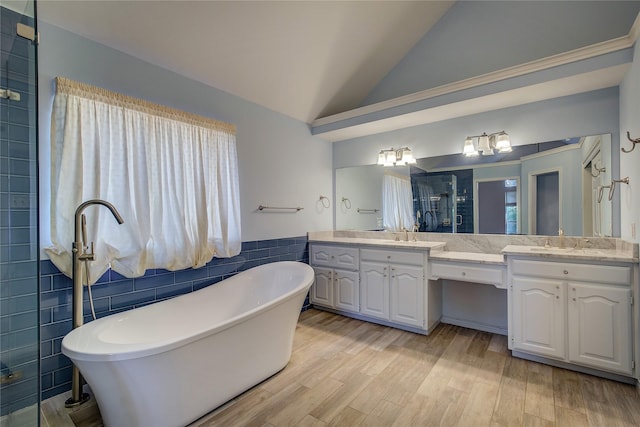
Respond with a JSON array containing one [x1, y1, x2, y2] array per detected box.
[[574, 238, 591, 249], [558, 228, 565, 248], [401, 227, 409, 242]]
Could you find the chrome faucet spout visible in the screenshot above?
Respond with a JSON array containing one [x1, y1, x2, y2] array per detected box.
[[401, 227, 409, 242], [75, 199, 124, 229]]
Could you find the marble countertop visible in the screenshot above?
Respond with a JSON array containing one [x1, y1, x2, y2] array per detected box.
[[502, 245, 638, 262], [308, 235, 446, 251], [308, 231, 638, 264], [428, 249, 505, 265]]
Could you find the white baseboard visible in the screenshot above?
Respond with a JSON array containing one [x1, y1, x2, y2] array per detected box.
[[440, 316, 508, 336]]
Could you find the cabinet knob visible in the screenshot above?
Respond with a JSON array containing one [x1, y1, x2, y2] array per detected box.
[[461, 272, 466, 276], [563, 270, 569, 275], [556, 296, 560, 299], [387, 255, 391, 259], [572, 298, 576, 301], [556, 285, 559, 290], [572, 287, 576, 291]]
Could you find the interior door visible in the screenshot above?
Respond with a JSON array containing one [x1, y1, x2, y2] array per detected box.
[[530, 171, 560, 235]]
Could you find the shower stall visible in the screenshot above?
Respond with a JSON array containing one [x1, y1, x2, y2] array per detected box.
[[0, 0, 40, 425]]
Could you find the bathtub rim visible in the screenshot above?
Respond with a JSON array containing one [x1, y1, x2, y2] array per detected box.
[[61, 261, 314, 363]]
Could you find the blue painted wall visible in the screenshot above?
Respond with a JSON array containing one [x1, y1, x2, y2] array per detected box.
[[37, 20, 333, 244]]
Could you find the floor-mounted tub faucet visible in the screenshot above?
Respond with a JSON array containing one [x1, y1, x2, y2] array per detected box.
[[66, 199, 124, 408]]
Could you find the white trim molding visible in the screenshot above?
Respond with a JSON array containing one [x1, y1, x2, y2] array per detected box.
[[312, 17, 639, 142]]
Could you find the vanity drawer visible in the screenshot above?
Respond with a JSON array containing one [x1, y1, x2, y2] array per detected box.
[[310, 245, 359, 270], [510, 259, 631, 285], [430, 260, 506, 288], [360, 248, 424, 266]]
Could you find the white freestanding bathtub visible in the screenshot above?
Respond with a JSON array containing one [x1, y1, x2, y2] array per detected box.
[[61, 261, 314, 427]]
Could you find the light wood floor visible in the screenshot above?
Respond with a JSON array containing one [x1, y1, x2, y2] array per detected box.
[[43, 309, 640, 426]]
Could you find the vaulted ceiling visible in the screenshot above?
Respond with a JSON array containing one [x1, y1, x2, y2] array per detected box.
[[38, 1, 640, 127], [37, 0, 453, 123]]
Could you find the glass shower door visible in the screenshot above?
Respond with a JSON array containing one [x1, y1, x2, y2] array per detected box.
[[413, 174, 457, 233], [0, 0, 40, 425]]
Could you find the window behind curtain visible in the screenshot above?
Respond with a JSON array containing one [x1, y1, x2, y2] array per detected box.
[[46, 77, 241, 282]]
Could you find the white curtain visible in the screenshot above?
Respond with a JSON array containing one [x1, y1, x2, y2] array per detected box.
[[46, 77, 241, 283], [382, 173, 414, 232]]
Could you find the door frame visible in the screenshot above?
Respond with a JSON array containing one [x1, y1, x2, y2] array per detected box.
[[528, 167, 562, 235], [473, 176, 521, 234]]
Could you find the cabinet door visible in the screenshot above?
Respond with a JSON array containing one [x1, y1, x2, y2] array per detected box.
[[310, 245, 358, 270], [390, 264, 424, 327], [333, 247, 359, 270], [310, 245, 333, 267], [512, 277, 565, 359], [568, 283, 632, 374], [360, 261, 389, 320], [311, 267, 333, 307], [334, 270, 360, 313]]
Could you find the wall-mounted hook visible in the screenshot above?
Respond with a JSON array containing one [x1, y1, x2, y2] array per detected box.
[[341, 197, 352, 209], [597, 185, 611, 203], [590, 161, 606, 178], [621, 131, 640, 153], [609, 177, 630, 201], [319, 195, 330, 208]]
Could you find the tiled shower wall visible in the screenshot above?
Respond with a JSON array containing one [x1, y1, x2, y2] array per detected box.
[[0, 4, 39, 418], [40, 236, 309, 400]]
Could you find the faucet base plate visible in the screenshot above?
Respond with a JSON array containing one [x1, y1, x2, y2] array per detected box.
[[65, 393, 90, 408]]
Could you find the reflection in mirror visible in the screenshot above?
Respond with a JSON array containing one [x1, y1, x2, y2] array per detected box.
[[335, 165, 384, 231], [411, 171, 460, 232], [334, 134, 613, 237], [476, 178, 519, 234], [530, 171, 560, 235], [382, 172, 414, 232]]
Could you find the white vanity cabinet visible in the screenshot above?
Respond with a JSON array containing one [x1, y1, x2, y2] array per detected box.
[[509, 257, 634, 375], [568, 282, 632, 373], [512, 276, 566, 360], [360, 249, 425, 328], [310, 245, 360, 313]]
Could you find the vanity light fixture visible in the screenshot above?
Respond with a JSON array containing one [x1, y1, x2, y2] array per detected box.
[[377, 147, 417, 166], [462, 137, 478, 156], [463, 131, 512, 156]]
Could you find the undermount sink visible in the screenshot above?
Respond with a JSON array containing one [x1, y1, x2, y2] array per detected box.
[[566, 248, 610, 256], [528, 246, 609, 256], [384, 239, 421, 244], [529, 246, 573, 252]]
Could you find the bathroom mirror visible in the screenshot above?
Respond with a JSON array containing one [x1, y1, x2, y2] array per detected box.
[[335, 134, 613, 237]]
